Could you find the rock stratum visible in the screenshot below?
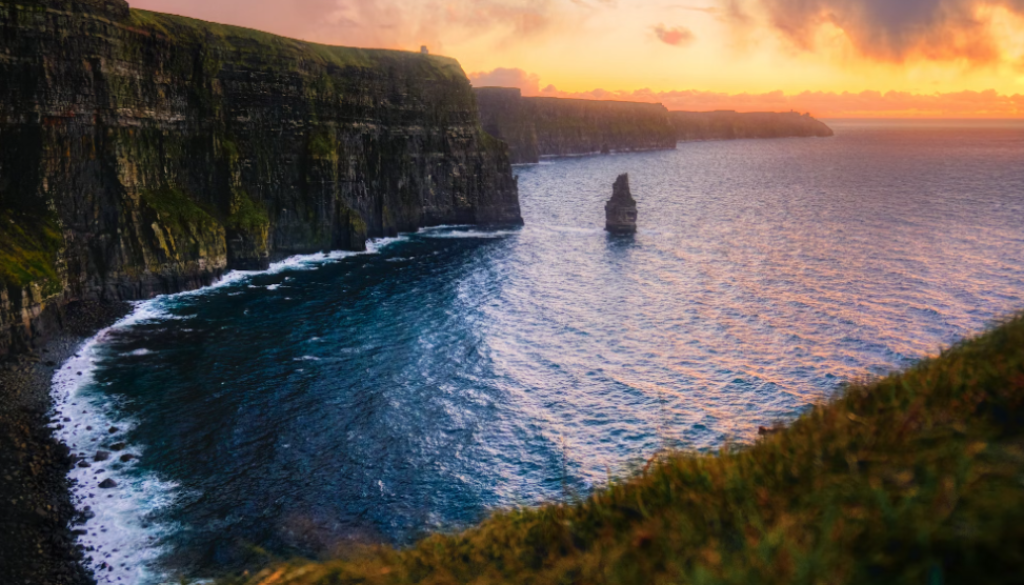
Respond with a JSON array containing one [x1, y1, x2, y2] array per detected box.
[[474, 87, 678, 164], [671, 110, 835, 141], [0, 0, 522, 356]]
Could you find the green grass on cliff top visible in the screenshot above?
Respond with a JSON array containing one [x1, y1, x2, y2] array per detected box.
[[127, 9, 466, 80], [221, 314, 1024, 585]]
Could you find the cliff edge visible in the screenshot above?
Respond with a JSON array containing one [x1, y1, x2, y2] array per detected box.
[[0, 0, 522, 356], [671, 110, 834, 141]]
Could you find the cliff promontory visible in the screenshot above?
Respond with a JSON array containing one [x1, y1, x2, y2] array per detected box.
[[474, 87, 678, 164], [0, 0, 522, 356], [671, 110, 834, 141]]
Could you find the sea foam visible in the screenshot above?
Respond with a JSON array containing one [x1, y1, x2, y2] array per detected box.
[[50, 236, 406, 584]]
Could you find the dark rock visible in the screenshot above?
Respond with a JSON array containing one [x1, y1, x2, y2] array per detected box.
[[77, 462, 91, 468], [118, 454, 134, 463], [109, 443, 126, 452], [605, 174, 638, 234], [94, 451, 110, 462], [98, 479, 117, 489], [108, 427, 118, 434]]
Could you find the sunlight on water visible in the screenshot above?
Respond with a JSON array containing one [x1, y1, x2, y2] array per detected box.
[[54, 121, 1024, 583]]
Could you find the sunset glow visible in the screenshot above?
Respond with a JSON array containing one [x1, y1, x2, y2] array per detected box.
[[114, 0, 1024, 116]]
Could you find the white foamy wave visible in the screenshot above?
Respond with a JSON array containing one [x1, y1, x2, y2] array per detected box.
[[51, 324, 178, 585], [421, 229, 518, 239], [266, 284, 282, 291], [123, 348, 153, 357], [294, 355, 321, 361], [49, 238, 407, 583], [417, 224, 473, 232]]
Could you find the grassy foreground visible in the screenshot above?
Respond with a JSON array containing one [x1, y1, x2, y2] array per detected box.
[[227, 315, 1024, 585]]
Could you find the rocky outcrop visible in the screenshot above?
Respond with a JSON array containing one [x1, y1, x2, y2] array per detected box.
[[605, 174, 637, 234], [474, 87, 677, 164], [0, 0, 522, 356], [671, 110, 834, 141]]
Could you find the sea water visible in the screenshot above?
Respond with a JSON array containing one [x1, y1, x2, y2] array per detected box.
[[51, 120, 1024, 583]]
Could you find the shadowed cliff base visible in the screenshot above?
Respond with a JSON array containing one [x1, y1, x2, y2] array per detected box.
[[221, 313, 1024, 584], [0, 301, 130, 585]]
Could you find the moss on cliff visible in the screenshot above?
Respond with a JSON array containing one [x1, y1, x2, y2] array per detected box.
[[227, 188, 269, 234], [0, 211, 62, 293], [140, 186, 219, 236], [225, 314, 1024, 585]]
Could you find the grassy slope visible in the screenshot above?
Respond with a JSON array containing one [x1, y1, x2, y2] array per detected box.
[[127, 9, 466, 81], [226, 314, 1024, 585]]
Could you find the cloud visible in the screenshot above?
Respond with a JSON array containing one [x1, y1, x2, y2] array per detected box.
[[653, 24, 697, 46], [534, 82, 1024, 117], [729, 0, 1024, 64], [130, 0, 562, 52], [469, 68, 543, 94]]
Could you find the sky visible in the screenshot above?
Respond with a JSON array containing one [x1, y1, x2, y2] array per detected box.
[[130, 0, 1024, 117]]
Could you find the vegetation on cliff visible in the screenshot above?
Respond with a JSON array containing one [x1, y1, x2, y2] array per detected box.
[[225, 314, 1024, 584], [0, 211, 63, 293]]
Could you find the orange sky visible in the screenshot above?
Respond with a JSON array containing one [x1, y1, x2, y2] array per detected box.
[[130, 0, 1024, 117]]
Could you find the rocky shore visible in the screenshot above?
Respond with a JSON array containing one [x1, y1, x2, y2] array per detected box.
[[0, 301, 130, 585]]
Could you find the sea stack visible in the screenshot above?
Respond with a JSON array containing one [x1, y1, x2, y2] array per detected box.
[[605, 174, 638, 234]]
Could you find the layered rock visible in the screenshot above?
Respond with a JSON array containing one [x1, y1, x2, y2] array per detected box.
[[671, 110, 834, 141], [0, 0, 522, 356], [474, 87, 677, 164], [605, 174, 637, 234]]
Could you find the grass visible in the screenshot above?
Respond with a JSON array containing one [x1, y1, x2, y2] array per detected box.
[[0, 210, 63, 293], [222, 313, 1024, 585], [127, 9, 466, 80]]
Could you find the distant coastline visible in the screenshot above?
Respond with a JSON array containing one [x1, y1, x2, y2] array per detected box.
[[473, 87, 834, 164]]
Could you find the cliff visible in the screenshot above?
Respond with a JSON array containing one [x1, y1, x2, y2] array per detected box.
[[671, 110, 834, 141], [0, 0, 522, 356], [474, 87, 677, 164]]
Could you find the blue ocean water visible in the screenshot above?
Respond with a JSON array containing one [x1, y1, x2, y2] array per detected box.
[[51, 120, 1024, 583]]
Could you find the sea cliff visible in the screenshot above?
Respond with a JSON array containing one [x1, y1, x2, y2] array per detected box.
[[0, 0, 522, 357], [474, 87, 678, 164], [473, 88, 834, 164], [671, 110, 834, 141]]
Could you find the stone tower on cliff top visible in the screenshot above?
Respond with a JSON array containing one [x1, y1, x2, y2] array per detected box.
[[605, 174, 637, 234]]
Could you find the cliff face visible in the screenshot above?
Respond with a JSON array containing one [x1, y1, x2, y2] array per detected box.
[[671, 110, 834, 141], [0, 0, 521, 355], [474, 87, 677, 164]]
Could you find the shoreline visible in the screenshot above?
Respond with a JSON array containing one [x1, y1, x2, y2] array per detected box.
[[0, 301, 131, 585], [0, 236, 412, 584]]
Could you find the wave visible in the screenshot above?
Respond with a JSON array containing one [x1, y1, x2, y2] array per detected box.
[[49, 236, 406, 584], [420, 229, 518, 239]]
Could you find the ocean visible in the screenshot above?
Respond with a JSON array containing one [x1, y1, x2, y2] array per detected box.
[[51, 119, 1024, 583]]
